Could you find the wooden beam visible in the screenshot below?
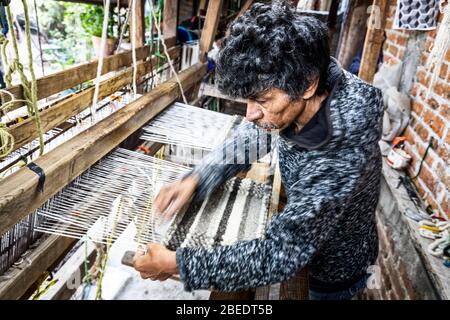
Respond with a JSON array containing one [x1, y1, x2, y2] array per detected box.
[[7, 47, 181, 152], [233, 0, 254, 22], [0, 235, 77, 300], [53, 0, 129, 7], [1, 37, 176, 111], [0, 141, 166, 301], [130, 0, 146, 47], [201, 84, 247, 104], [163, 0, 178, 40], [358, 0, 389, 83], [199, 0, 224, 62], [197, 0, 207, 16], [0, 62, 207, 237], [36, 239, 97, 300]]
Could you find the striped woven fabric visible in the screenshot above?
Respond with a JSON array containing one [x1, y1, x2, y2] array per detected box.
[[163, 177, 272, 250]]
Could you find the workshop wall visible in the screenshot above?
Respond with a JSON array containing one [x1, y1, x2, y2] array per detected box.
[[382, 0, 449, 219]]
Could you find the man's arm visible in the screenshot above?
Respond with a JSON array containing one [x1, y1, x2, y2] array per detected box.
[[187, 120, 274, 201], [176, 153, 365, 291]]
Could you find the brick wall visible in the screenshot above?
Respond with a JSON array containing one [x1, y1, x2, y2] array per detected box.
[[382, 0, 449, 218], [358, 175, 440, 300]]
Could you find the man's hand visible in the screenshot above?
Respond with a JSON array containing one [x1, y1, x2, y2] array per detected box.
[[133, 243, 177, 281], [154, 175, 199, 218]]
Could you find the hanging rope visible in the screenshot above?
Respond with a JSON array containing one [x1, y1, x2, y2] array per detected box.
[[91, 0, 112, 122], [33, 0, 44, 76], [0, 1, 44, 157], [150, 0, 188, 103], [131, 0, 137, 96]]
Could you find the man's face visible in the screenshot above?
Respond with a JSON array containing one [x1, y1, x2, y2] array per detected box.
[[246, 88, 305, 131]]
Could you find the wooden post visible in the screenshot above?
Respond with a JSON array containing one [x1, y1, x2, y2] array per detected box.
[[199, 0, 224, 62], [358, 0, 388, 83], [233, 0, 253, 22], [163, 0, 178, 40], [130, 0, 146, 47], [197, 0, 207, 16]]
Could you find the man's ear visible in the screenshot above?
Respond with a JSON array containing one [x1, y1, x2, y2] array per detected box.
[[302, 78, 319, 100]]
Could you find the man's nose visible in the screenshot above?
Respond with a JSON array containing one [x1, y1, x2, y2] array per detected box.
[[246, 102, 264, 122]]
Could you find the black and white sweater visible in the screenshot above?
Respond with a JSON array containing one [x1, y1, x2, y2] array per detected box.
[[176, 60, 384, 292]]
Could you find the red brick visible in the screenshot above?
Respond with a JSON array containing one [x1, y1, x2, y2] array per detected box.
[[423, 110, 445, 138], [433, 82, 450, 99], [410, 84, 420, 97], [420, 52, 429, 65], [385, 18, 393, 30], [388, 44, 398, 57], [437, 144, 449, 162], [403, 127, 416, 145], [425, 194, 439, 213], [386, 31, 397, 44], [413, 122, 430, 142], [436, 162, 449, 187], [396, 35, 408, 46], [440, 104, 449, 121], [416, 142, 436, 169], [440, 196, 449, 219], [390, 272, 407, 300], [398, 48, 405, 60], [418, 165, 438, 195], [416, 70, 430, 87], [398, 264, 418, 300], [388, 289, 398, 300], [411, 100, 424, 115], [440, 63, 448, 80], [426, 97, 440, 110]]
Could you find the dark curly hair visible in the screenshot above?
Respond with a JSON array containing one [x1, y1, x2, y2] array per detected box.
[[216, 0, 330, 100]]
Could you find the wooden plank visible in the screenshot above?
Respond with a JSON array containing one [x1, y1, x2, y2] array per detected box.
[[233, 0, 254, 22], [0, 141, 166, 301], [0, 235, 77, 300], [7, 47, 181, 152], [1, 37, 176, 110], [201, 84, 247, 104], [130, 0, 146, 47], [197, 0, 207, 15], [36, 240, 97, 300], [53, 0, 129, 6], [199, 0, 224, 62], [0, 62, 208, 237], [163, 0, 179, 40], [358, 0, 389, 83]]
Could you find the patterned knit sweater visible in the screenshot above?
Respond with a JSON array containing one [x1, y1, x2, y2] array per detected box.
[[176, 64, 384, 292]]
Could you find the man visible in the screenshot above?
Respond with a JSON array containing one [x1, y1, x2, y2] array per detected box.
[[133, 1, 384, 300]]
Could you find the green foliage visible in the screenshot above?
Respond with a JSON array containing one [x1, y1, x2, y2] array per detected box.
[[37, 0, 93, 69], [80, 4, 109, 38], [80, 4, 127, 39]]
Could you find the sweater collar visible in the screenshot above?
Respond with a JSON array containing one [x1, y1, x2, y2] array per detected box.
[[280, 57, 343, 151]]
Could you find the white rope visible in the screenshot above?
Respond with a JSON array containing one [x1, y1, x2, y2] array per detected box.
[[91, 0, 112, 122], [131, 0, 138, 96], [149, 1, 188, 104]]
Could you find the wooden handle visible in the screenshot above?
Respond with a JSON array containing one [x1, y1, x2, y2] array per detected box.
[[121, 250, 136, 267]]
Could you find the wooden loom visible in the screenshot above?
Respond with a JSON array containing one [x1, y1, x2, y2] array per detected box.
[[0, 0, 285, 300]]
